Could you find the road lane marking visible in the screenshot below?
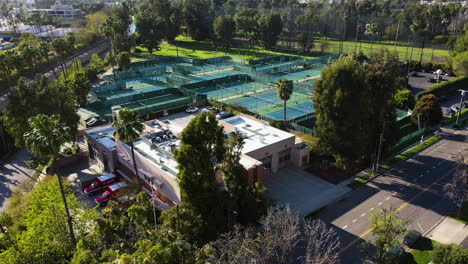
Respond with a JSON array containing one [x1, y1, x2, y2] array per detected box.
[[342, 225, 348, 229], [352, 219, 357, 223], [385, 197, 390, 200], [378, 202, 382, 206], [337, 167, 455, 255], [400, 187, 405, 191], [420, 174, 424, 177], [361, 213, 366, 217], [432, 166, 436, 169], [417, 223, 424, 233], [438, 162, 442, 165], [413, 178, 418, 182], [426, 170, 430, 173]]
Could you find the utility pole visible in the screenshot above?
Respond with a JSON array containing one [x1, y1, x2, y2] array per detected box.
[[376, 122, 386, 172], [456, 89, 467, 125]]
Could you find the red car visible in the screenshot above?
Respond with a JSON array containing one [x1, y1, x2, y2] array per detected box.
[[84, 173, 119, 196], [95, 182, 128, 206]]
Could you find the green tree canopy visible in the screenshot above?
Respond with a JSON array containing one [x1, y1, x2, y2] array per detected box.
[[258, 13, 283, 49], [135, 2, 165, 54], [213, 15, 236, 47], [313, 55, 368, 168], [411, 94, 443, 128], [432, 243, 468, 264], [452, 51, 468, 76], [394, 89, 416, 110]]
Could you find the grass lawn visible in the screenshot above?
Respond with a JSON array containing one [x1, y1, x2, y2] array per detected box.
[[400, 238, 440, 264], [449, 201, 468, 225], [131, 36, 450, 63], [132, 37, 319, 62], [324, 40, 449, 63]]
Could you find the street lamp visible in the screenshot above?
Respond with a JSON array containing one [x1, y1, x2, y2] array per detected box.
[[436, 69, 443, 83], [455, 89, 467, 125]]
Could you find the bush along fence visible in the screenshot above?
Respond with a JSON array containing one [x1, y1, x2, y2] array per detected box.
[[415, 75, 468, 100], [443, 108, 468, 126]]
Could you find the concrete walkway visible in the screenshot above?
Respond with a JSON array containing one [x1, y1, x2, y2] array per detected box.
[[263, 166, 351, 216], [0, 148, 35, 211], [428, 217, 468, 246]]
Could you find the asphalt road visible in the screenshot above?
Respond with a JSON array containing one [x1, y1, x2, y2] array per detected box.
[[315, 127, 468, 264], [0, 148, 35, 211]]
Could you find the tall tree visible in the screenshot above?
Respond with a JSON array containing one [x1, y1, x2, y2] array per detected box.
[[258, 13, 283, 50], [213, 15, 236, 48], [23, 114, 76, 247], [234, 8, 260, 47], [411, 94, 443, 128], [112, 108, 144, 190], [276, 78, 294, 124], [162, 111, 227, 244], [182, 0, 213, 41], [135, 2, 165, 54], [313, 55, 368, 169]]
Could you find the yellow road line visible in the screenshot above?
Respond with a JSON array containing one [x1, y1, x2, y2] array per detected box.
[[338, 167, 456, 255]]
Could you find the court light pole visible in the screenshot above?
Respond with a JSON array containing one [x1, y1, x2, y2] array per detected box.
[[455, 89, 467, 125]]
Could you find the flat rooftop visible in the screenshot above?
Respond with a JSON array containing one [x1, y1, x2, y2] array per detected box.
[[84, 125, 116, 151], [220, 115, 295, 154]]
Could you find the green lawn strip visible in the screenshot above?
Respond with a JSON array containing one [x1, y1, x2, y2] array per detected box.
[[400, 238, 440, 264], [347, 136, 442, 189], [448, 201, 468, 225], [132, 38, 319, 61]]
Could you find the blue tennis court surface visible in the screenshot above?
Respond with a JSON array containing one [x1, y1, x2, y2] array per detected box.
[[266, 102, 314, 121]]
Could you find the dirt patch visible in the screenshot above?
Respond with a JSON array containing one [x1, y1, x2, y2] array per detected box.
[[306, 164, 363, 184]]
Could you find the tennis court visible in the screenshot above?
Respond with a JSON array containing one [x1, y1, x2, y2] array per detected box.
[[80, 54, 337, 123]]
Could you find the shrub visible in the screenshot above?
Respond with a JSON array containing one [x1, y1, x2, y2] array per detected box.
[[411, 94, 443, 127], [269, 120, 287, 130]]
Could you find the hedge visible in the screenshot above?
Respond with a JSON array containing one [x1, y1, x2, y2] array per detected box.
[[415, 75, 468, 100]]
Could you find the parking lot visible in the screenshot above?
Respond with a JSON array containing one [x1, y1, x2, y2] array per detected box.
[[408, 72, 464, 117]]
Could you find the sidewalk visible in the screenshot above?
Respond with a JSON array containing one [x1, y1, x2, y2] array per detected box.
[[428, 218, 468, 246]]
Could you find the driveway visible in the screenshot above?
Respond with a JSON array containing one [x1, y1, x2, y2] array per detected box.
[[0, 148, 35, 211], [263, 166, 351, 216]]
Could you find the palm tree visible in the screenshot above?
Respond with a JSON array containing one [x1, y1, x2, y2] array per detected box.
[[0, 53, 12, 89], [51, 38, 71, 80], [23, 114, 76, 247], [112, 108, 144, 189], [276, 78, 294, 124], [100, 17, 117, 81]]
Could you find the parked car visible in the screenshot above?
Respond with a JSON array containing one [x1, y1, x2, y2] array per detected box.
[[451, 105, 460, 113], [216, 111, 234, 120], [86, 116, 107, 127], [84, 173, 119, 196], [202, 106, 219, 113], [186, 107, 199, 113], [403, 230, 422, 247], [95, 182, 128, 206], [389, 246, 405, 257]]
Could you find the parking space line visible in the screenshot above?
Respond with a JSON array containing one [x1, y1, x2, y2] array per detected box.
[[385, 197, 390, 200], [352, 219, 357, 223], [378, 202, 382, 206], [361, 213, 366, 217], [343, 225, 348, 229], [400, 187, 405, 191]]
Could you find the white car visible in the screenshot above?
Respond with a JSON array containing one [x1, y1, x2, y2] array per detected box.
[[185, 107, 199, 113]]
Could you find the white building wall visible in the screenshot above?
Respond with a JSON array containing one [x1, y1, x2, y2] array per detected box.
[[244, 136, 296, 173], [116, 141, 181, 204]]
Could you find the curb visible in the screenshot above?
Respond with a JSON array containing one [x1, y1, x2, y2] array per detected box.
[[305, 135, 445, 219]]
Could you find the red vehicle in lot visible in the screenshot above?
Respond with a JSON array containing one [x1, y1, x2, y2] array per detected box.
[[84, 173, 119, 196], [95, 182, 128, 206]]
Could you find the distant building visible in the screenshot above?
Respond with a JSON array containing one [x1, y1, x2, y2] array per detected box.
[[419, 0, 467, 7], [30, 5, 82, 26], [83, 113, 309, 210]]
